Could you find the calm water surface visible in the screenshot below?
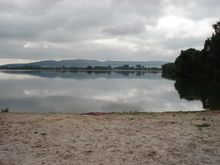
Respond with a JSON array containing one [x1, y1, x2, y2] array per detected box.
[[0, 70, 205, 113]]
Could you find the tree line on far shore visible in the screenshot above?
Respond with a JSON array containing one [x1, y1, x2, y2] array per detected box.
[[0, 64, 161, 71], [162, 21, 220, 79]]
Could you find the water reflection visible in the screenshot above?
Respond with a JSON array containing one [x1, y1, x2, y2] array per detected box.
[[0, 71, 204, 113], [175, 78, 220, 110]]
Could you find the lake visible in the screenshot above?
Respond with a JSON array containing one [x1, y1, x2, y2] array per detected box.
[[0, 70, 214, 113]]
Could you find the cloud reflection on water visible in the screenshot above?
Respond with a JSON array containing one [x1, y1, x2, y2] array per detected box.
[[0, 71, 203, 112]]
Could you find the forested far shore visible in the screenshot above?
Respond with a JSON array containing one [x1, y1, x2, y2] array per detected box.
[[0, 65, 161, 71]]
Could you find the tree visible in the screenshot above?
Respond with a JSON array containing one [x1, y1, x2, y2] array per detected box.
[[162, 20, 220, 78], [161, 63, 176, 79], [207, 21, 220, 76], [175, 48, 202, 76], [213, 21, 220, 35]]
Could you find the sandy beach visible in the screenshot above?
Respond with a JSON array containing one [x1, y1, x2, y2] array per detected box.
[[0, 111, 220, 165]]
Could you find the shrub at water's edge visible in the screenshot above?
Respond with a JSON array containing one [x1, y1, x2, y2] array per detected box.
[[1, 107, 9, 113], [162, 21, 220, 78], [161, 63, 176, 79]]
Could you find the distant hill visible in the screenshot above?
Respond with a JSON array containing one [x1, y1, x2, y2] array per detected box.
[[1, 59, 168, 68]]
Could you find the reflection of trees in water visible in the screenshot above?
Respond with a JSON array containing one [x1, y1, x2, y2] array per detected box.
[[174, 78, 220, 110], [0, 70, 161, 79]]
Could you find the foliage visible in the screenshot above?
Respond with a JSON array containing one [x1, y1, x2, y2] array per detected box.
[[161, 63, 176, 79], [175, 48, 204, 77], [1, 107, 9, 113], [162, 21, 220, 78]]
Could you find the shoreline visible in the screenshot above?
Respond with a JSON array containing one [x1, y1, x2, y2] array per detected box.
[[1, 110, 220, 165], [1, 109, 219, 117], [0, 109, 215, 115]]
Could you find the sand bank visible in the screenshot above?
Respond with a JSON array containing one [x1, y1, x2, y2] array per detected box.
[[0, 111, 220, 165]]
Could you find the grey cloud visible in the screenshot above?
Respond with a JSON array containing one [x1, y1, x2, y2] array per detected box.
[[0, 0, 60, 15], [102, 21, 145, 35], [0, 0, 219, 63], [161, 37, 205, 50]]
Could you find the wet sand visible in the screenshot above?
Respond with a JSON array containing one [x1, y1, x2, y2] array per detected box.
[[0, 111, 220, 165]]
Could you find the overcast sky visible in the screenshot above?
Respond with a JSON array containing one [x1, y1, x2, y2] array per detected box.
[[0, 0, 219, 64]]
